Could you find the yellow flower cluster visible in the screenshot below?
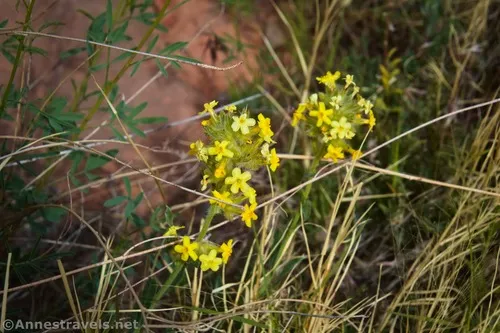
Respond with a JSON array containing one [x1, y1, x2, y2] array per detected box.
[[292, 71, 376, 162], [190, 101, 280, 227], [172, 236, 233, 272]]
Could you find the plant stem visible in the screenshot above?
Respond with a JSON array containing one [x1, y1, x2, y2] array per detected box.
[[149, 206, 217, 309], [196, 205, 217, 242], [0, 0, 36, 119]]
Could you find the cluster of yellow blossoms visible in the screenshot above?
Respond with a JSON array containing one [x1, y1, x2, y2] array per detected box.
[[189, 101, 280, 227], [292, 71, 376, 162], [171, 236, 233, 272]]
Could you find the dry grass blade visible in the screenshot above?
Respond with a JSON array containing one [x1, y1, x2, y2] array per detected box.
[[1, 253, 12, 333], [57, 260, 82, 329]]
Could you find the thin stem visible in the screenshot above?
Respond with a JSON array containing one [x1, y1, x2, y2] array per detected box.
[[150, 206, 218, 309], [196, 205, 217, 242], [0, 0, 36, 119]]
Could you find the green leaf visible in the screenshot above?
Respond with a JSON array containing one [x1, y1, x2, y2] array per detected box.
[[69, 174, 83, 189], [76, 9, 94, 21], [160, 41, 187, 55], [25, 46, 48, 57], [89, 62, 109, 73], [137, 12, 156, 21], [124, 200, 135, 218], [123, 121, 145, 137], [84, 171, 99, 181], [110, 126, 125, 141], [53, 113, 83, 122], [39, 21, 64, 32], [84, 149, 118, 171], [109, 21, 129, 43], [129, 58, 143, 77], [48, 117, 63, 132], [41, 206, 67, 223], [155, 58, 168, 78], [135, 116, 167, 124], [163, 206, 175, 225], [128, 102, 148, 119], [147, 35, 159, 53], [106, 0, 113, 32], [155, 24, 169, 33], [60, 47, 87, 60], [104, 196, 128, 207], [124, 177, 132, 196], [88, 13, 107, 43], [131, 213, 145, 227], [133, 192, 144, 206], [1, 49, 16, 64], [0, 19, 8, 29], [109, 85, 119, 103]]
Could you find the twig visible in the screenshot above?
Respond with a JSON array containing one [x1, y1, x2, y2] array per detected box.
[[0, 30, 242, 71]]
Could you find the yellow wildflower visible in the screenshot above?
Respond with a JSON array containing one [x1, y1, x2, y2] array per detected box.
[[208, 140, 234, 161], [330, 117, 355, 139], [190, 140, 208, 162], [309, 102, 334, 127], [201, 119, 210, 126], [241, 203, 258, 227], [243, 186, 257, 205], [316, 71, 341, 90], [368, 110, 376, 130], [190, 140, 203, 153], [225, 167, 252, 194], [357, 98, 366, 108], [292, 104, 307, 127], [174, 236, 199, 261], [214, 161, 226, 179], [261, 143, 270, 159], [330, 95, 343, 110], [323, 145, 344, 163], [199, 249, 223, 272], [351, 86, 360, 97], [231, 114, 256, 135], [224, 105, 237, 113], [261, 144, 279, 171], [269, 148, 280, 172], [309, 93, 318, 105], [163, 225, 184, 237], [257, 113, 274, 143], [219, 239, 233, 264], [210, 190, 233, 209], [364, 100, 373, 114], [344, 74, 354, 88], [201, 100, 218, 116], [201, 174, 210, 191]]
